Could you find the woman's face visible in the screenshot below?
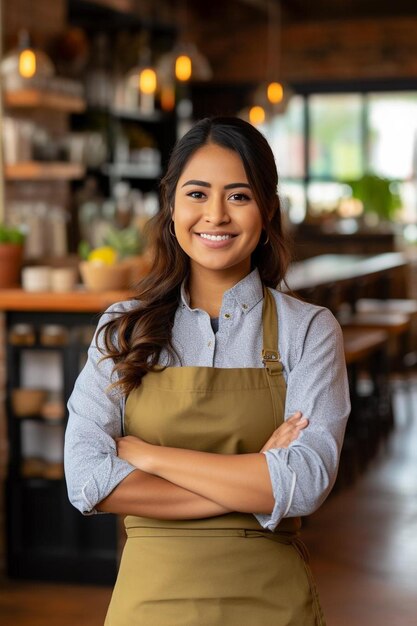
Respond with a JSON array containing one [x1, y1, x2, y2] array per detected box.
[[172, 143, 263, 279]]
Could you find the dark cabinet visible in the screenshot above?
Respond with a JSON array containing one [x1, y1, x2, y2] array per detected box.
[[5, 309, 118, 584]]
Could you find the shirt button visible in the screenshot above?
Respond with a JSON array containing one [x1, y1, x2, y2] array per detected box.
[[208, 340, 212, 347], [224, 313, 231, 319], [242, 304, 248, 310]]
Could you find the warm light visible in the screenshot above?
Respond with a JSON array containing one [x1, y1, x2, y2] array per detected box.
[[267, 81, 284, 104], [19, 49, 36, 78], [175, 55, 192, 81], [161, 85, 176, 111], [249, 106, 266, 125], [139, 68, 157, 94]]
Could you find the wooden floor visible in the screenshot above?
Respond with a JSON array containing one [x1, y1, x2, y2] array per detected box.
[[302, 376, 417, 626], [1, 377, 416, 626]]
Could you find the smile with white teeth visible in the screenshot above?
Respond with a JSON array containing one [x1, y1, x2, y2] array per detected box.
[[199, 233, 234, 241]]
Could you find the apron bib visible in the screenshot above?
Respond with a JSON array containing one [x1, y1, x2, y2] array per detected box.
[[105, 288, 325, 626]]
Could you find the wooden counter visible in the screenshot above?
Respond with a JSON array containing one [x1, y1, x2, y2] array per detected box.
[[0, 288, 134, 313]]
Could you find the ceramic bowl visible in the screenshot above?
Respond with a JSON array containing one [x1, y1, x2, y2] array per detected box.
[[12, 388, 48, 417], [79, 261, 131, 292]]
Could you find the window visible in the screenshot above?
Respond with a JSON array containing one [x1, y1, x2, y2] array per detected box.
[[309, 94, 363, 180], [263, 90, 417, 226], [262, 96, 306, 223]]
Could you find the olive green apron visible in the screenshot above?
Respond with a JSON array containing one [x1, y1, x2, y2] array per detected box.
[[105, 288, 326, 625]]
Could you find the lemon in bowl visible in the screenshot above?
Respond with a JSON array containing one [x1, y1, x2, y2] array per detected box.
[[80, 246, 131, 292]]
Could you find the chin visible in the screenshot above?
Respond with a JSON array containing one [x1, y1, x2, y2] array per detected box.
[[194, 256, 252, 274]]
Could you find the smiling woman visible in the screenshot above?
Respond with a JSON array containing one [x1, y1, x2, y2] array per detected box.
[[172, 143, 263, 314], [64, 117, 350, 626]]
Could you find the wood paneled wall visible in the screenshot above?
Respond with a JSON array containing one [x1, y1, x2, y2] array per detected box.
[[192, 16, 417, 83], [2, 0, 66, 49]]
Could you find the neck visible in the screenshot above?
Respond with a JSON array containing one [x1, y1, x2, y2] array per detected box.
[[188, 264, 251, 317]]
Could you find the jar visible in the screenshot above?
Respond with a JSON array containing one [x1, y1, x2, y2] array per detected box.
[[39, 324, 69, 346], [21, 457, 46, 478], [8, 323, 36, 346], [22, 266, 51, 292], [40, 392, 65, 422], [43, 462, 65, 480]]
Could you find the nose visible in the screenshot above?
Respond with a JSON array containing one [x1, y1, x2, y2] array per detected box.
[[204, 195, 230, 225]]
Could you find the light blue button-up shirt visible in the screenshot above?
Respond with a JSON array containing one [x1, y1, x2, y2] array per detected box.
[[64, 268, 350, 531]]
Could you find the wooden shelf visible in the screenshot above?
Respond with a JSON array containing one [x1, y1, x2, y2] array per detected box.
[[5, 162, 86, 181], [4, 89, 86, 113], [0, 288, 134, 313]]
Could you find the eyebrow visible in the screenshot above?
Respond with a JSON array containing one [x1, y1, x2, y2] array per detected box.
[[181, 179, 251, 190]]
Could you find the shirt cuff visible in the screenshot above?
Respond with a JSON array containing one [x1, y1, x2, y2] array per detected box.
[[80, 454, 136, 515], [254, 448, 297, 531]]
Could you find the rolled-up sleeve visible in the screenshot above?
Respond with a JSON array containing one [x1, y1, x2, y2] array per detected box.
[[64, 307, 136, 515], [255, 308, 350, 531]]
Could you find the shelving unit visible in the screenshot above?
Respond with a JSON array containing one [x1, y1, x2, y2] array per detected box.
[[4, 89, 87, 181], [4, 303, 121, 584], [2, 82, 88, 254], [71, 106, 176, 195]]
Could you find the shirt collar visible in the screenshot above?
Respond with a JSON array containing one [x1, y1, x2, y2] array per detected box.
[[180, 267, 264, 314]]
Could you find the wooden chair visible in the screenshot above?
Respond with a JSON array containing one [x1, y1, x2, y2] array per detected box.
[[339, 307, 411, 373], [335, 327, 391, 491], [356, 298, 417, 368]]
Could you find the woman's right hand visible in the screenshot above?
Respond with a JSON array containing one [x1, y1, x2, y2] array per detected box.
[[260, 411, 308, 452]]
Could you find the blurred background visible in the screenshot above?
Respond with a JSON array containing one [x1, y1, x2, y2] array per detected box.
[[0, 1, 417, 625]]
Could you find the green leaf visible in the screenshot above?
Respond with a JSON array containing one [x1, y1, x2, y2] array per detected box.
[[78, 240, 91, 261], [346, 174, 402, 221], [0, 224, 25, 244]]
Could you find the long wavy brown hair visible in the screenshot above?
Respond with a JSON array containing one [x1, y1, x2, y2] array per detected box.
[[98, 116, 292, 395]]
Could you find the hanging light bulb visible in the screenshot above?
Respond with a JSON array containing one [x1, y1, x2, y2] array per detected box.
[[158, 0, 211, 90], [249, 106, 266, 126], [19, 48, 36, 78], [175, 54, 192, 82], [246, 1, 292, 122], [125, 33, 159, 114], [139, 67, 157, 94], [267, 81, 284, 105], [158, 42, 211, 86], [0, 30, 55, 86]]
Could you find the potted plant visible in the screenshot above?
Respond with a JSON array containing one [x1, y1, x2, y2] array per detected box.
[[347, 174, 402, 224], [0, 224, 25, 288]]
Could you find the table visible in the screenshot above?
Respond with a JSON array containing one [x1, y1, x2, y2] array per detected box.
[[285, 252, 408, 294]]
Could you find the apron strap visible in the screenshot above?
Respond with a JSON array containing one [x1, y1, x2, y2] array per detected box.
[[261, 286, 282, 376]]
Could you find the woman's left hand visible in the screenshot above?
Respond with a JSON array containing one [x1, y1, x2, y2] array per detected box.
[[259, 411, 308, 452], [116, 435, 152, 469]]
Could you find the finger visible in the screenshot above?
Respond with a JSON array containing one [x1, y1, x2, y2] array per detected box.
[[295, 417, 309, 429], [286, 413, 304, 425], [287, 411, 302, 421]]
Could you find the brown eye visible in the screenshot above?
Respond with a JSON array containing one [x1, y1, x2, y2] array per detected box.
[[187, 191, 206, 199], [229, 193, 251, 202]]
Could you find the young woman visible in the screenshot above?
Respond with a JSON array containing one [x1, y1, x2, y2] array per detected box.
[[65, 117, 350, 625]]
